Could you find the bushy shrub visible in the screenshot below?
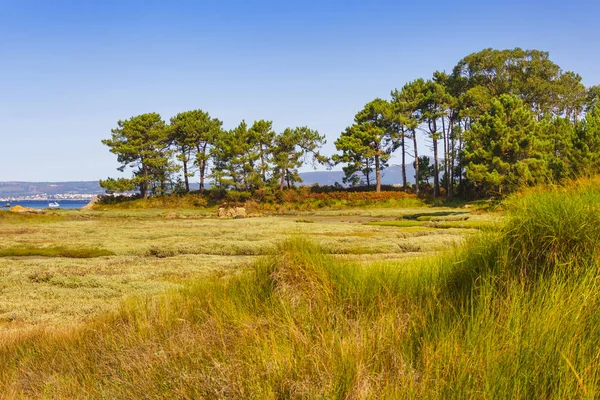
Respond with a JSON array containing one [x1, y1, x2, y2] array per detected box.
[[225, 190, 252, 204]]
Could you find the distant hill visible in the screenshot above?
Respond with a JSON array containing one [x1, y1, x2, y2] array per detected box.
[[0, 181, 104, 197], [300, 165, 416, 186], [0, 166, 417, 197]]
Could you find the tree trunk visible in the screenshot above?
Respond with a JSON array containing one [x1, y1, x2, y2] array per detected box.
[[458, 119, 467, 188], [375, 154, 381, 192], [413, 129, 419, 195], [459, 133, 463, 188], [141, 163, 149, 199], [433, 136, 439, 197], [401, 130, 407, 191], [199, 143, 208, 192], [365, 158, 370, 188], [160, 175, 167, 195], [449, 126, 455, 197], [442, 116, 448, 197], [279, 168, 286, 191], [260, 144, 267, 184], [182, 147, 190, 193], [199, 159, 205, 191]]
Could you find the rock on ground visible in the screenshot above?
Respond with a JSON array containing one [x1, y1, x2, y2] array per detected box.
[[218, 207, 246, 218]]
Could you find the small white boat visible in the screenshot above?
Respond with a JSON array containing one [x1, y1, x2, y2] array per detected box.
[[48, 202, 60, 208]]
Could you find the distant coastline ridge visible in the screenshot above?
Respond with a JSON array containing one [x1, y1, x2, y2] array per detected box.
[[0, 166, 418, 200]]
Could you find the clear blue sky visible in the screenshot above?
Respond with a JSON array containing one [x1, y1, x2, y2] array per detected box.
[[1, 0, 599, 182]]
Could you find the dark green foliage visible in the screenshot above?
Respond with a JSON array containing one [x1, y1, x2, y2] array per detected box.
[[451, 48, 582, 119], [333, 99, 395, 192], [101, 113, 172, 198], [390, 79, 426, 194], [100, 48, 600, 200], [385, 48, 600, 198], [169, 110, 223, 192], [573, 107, 600, 173], [249, 120, 276, 185], [271, 126, 328, 191], [211, 121, 260, 190], [416, 156, 434, 186], [463, 94, 552, 195], [587, 85, 600, 111], [103, 113, 326, 195], [98, 177, 136, 193]]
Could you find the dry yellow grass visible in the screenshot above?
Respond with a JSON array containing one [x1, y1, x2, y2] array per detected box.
[[2, 183, 600, 398], [0, 206, 493, 332]]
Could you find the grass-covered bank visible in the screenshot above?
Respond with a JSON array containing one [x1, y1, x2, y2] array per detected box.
[[1, 180, 599, 398], [95, 187, 425, 212]]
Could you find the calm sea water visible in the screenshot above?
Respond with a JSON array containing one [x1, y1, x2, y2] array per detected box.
[[1, 200, 90, 210]]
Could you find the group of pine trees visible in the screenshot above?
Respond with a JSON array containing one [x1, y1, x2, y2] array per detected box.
[[102, 48, 600, 198], [100, 112, 327, 198], [336, 48, 600, 197]]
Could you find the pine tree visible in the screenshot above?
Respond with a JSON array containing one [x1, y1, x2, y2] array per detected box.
[[463, 95, 551, 195], [271, 127, 327, 190], [334, 99, 396, 192], [101, 113, 171, 198], [248, 120, 276, 186], [169, 110, 222, 192]]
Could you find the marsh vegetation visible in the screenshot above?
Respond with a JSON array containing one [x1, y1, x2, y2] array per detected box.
[[1, 180, 599, 398], [0, 203, 490, 331]]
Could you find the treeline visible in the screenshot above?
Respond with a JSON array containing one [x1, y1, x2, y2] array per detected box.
[[101, 113, 327, 198], [102, 48, 600, 198], [338, 48, 600, 197]]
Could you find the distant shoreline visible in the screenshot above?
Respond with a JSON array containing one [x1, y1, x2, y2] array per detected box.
[[1, 199, 90, 210]]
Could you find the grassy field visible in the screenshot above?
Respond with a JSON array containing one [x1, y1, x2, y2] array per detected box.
[[0, 205, 493, 332], [2, 182, 599, 398]]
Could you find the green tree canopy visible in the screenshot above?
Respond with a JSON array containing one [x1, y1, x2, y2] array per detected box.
[[416, 156, 434, 186], [248, 120, 276, 186], [587, 85, 600, 112], [464, 94, 551, 195], [101, 113, 171, 198], [272, 127, 327, 190], [211, 121, 259, 190], [452, 48, 585, 120], [391, 79, 425, 194], [573, 107, 600, 174], [335, 99, 396, 192], [169, 110, 222, 191]]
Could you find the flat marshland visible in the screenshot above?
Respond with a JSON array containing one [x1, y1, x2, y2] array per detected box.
[[0, 205, 491, 330], [0, 184, 599, 398]]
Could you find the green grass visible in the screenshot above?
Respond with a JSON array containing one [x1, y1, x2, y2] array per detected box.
[[294, 218, 315, 223], [0, 245, 114, 258], [364, 220, 425, 227], [423, 219, 498, 230], [366, 214, 499, 230], [0, 210, 68, 224], [503, 182, 600, 277], [95, 193, 211, 209], [0, 180, 599, 397]]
